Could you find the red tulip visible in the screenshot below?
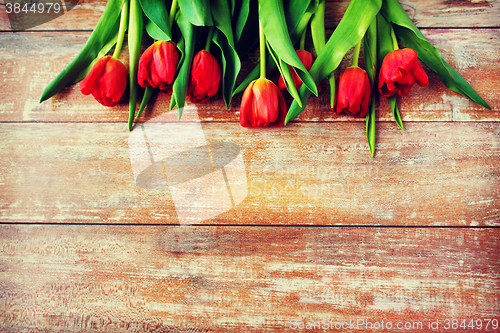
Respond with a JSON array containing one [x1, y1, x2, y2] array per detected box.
[[378, 48, 429, 97], [137, 41, 180, 90], [278, 50, 314, 92], [188, 50, 221, 103], [80, 55, 127, 107], [334, 66, 371, 117], [240, 78, 287, 127]]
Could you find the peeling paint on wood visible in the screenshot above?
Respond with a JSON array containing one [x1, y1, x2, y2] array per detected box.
[[0, 0, 499, 331]]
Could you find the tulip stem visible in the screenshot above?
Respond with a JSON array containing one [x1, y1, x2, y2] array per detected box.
[[299, 26, 306, 50], [168, 0, 178, 31], [205, 26, 214, 52], [112, 0, 129, 59], [352, 40, 361, 68], [259, 20, 266, 79], [390, 24, 399, 50]]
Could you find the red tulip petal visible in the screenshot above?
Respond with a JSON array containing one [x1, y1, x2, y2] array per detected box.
[[411, 61, 429, 87], [137, 44, 155, 88], [296, 50, 314, 71], [80, 56, 109, 95], [239, 79, 286, 127], [378, 48, 428, 97], [240, 80, 256, 127], [335, 67, 371, 116], [188, 50, 221, 103], [251, 83, 275, 127]]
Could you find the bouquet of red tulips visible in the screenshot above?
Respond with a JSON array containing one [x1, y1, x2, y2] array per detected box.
[[40, 0, 490, 156]]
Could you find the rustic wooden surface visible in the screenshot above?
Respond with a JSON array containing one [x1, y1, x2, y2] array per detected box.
[[0, 0, 499, 332]]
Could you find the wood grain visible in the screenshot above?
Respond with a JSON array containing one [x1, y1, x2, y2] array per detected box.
[[324, 0, 500, 28], [1, 1, 499, 331], [1, 0, 500, 31], [0, 225, 498, 332], [1, 121, 498, 225]]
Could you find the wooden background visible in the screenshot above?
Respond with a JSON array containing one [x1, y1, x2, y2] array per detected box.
[[0, 0, 499, 331]]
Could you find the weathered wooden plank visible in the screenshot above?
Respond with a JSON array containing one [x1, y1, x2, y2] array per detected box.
[[325, 0, 500, 29], [1, 0, 499, 31], [0, 29, 497, 123], [1, 121, 499, 225], [0, 225, 498, 332]]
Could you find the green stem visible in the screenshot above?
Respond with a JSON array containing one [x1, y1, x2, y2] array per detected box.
[[311, 0, 325, 54], [112, 0, 129, 59], [205, 26, 214, 51], [168, 0, 178, 31], [352, 39, 361, 67], [390, 23, 399, 50], [299, 26, 307, 50], [128, 0, 143, 131], [259, 20, 266, 79]]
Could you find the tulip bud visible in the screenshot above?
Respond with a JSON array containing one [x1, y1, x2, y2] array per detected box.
[[137, 41, 180, 91], [240, 78, 287, 127], [378, 48, 429, 97], [188, 50, 221, 103], [278, 50, 314, 92], [334, 66, 371, 117], [80, 56, 127, 107]]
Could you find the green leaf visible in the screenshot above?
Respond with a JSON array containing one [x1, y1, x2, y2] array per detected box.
[[366, 98, 376, 157], [329, 74, 335, 109], [258, 0, 317, 98], [289, 12, 313, 49], [364, 16, 377, 84], [380, 0, 490, 110], [364, 16, 377, 156], [234, 0, 251, 44], [376, 12, 393, 67], [169, 36, 185, 111], [233, 0, 313, 96], [135, 86, 154, 120], [178, 0, 213, 26], [145, 19, 170, 41], [213, 30, 241, 109], [39, 0, 126, 103], [388, 95, 404, 130], [376, 12, 403, 129], [211, 0, 234, 47], [267, 40, 300, 106], [285, 0, 382, 124], [128, 0, 143, 131], [139, 0, 172, 41], [171, 10, 197, 119], [266, 41, 302, 107], [234, 0, 258, 58], [310, 0, 325, 54], [71, 30, 120, 84], [284, 0, 316, 34], [232, 55, 272, 96], [211, 0, 240, 108]]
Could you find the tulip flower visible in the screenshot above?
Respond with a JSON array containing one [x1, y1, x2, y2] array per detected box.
[[278, 49, 314, 92], [137, 41, 180, 91], [334, 66, 371, 117], [80, 55, 128, 107], [240, 78, 287, 127], [188, 50, 221, 103], [378, 48, 429, 97]]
